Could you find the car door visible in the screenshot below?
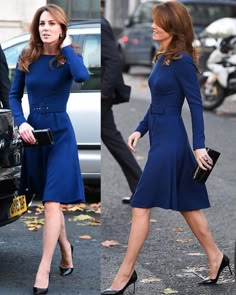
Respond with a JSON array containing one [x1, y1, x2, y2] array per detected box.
[[68, 28, 101, 181], [123, 1, 158, 65]]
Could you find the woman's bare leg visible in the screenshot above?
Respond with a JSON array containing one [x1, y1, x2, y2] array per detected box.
[[34, 202, 62, 288], [111, 208, 151, 290], [58, 210, 73, 268], [181, 210, 223, 279]]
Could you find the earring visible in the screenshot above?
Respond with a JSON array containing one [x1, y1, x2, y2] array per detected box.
[[59, 33, 62, 38]]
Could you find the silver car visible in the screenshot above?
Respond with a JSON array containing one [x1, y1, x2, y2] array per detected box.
[[2, 21, 101, 186]]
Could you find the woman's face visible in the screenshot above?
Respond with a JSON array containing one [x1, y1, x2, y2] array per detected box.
[[151, 22, 172, 48], [39, 11, 62, 45]]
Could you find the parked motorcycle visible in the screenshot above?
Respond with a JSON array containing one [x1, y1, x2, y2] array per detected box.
[[199, 35, 236, 110]]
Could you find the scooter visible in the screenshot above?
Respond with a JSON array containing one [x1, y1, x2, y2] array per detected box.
[[199, 36, 236, 110]]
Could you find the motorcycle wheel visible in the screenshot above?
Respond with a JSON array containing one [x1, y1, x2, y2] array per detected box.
[[199, 76, 225, 111]]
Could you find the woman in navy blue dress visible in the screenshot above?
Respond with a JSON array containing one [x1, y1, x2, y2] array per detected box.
[[101, 2, 231, 294], [9, 4, 89, 294]]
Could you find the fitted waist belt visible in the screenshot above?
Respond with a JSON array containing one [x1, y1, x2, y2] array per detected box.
[[30, 104, 66, 113], [150, 104, 181, 115]]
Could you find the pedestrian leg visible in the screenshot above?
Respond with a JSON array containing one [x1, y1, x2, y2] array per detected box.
[[181, 210, 223, 279], [58, 210, 73, 269], [101, 101, 142, 193], [110, 208, 151, 290], [34, 202, 62, 289]]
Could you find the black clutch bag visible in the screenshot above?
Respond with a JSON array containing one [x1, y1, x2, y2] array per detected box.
[[193, 148, 221, 183], [22, 128, 54, 147], [112, 84, 131, 104]]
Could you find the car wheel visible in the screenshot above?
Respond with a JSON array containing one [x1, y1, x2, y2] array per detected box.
[[199, 76, 225, 111]]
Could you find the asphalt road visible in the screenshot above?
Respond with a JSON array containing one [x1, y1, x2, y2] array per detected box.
[[0, 202, 100, 295], [101, 67, 236, 295]]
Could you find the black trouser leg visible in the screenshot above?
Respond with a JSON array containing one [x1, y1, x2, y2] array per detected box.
[[101, 101, 142, 193]]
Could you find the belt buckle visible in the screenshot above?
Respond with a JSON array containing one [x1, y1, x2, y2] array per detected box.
[[40, 106, 49, 113]]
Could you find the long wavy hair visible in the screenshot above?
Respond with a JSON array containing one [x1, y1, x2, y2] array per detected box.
[[152, 1, 199, 70], [18, 4, 68, 72]]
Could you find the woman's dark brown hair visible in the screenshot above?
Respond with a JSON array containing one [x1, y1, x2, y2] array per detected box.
[[18, 4, 68, 72], [152, 1, 199, 69]]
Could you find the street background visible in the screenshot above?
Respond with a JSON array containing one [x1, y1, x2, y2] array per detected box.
[[101, 66, 236, 295], [0, 202, 101, 295]]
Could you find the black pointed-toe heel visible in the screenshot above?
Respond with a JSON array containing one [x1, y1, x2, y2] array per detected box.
[[101, 270, 137, 295], [199, 254, 232, 285], [33, 287, 48, 294], [59, 244, 74, 276]]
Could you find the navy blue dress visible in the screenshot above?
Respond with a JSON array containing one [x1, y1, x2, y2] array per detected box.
[[9, 45, 89, 204], [131, 53, 210, 211]]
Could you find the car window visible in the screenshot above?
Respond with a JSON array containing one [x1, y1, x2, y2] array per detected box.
[[71, 33, 101, 92], [131, 1, 236, 28], [132, 2, 154, 24], [4, 41, 28, 67], [4, 41, 28, 81], [185, 4, 236, 28]]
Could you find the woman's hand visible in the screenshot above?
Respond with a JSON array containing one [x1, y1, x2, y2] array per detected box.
[[18, 122, 36, 144], [128, 131, 141, 152], [60, 33, 72, 48], [194, 148, 213, 171]]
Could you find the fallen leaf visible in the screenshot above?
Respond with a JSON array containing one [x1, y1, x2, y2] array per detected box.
[[140, 277, 162, 283], [35, 205, 44, 215], [89, 203, 100, 208], [69, 214, 94, 221], [173, 227, 184, 232], [162, 288, 178, 294], [79, 235, 92, 239], [176, 239, 193, 243], [94, 207, 101, 214], [85, 203, 101, 214], [62, 203, 101, 214], [23, 217, 45, 231], [101, 240, 120, 247], [60, 204, 74, 210], [68, 206, 83, 212], [69, 214, 101, 226], [84, 221, 101, 226]]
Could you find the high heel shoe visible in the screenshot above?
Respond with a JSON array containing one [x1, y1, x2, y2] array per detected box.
[[101, 270, 137, 295], [199, 254, 232, 285], [59, 244, 74, 276], [33, 273, 50, 294], [33, 287, 48, 294]]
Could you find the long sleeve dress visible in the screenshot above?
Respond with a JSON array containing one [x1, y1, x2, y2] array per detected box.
[[9, 45, 89, 204], [130, 53, 210, 211]]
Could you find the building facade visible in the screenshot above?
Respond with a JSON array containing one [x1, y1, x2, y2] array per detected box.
[[0, 0, 100, 42], [103, 0, 140, 37]]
